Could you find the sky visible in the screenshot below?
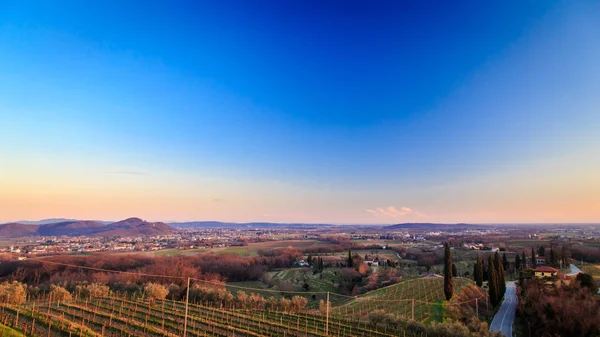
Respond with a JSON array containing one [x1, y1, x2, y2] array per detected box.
[[1, 1, 599, 224]]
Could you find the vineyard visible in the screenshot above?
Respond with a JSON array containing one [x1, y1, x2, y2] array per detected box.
[[0, 277, 481, 337], [330, 277, 475, 322]]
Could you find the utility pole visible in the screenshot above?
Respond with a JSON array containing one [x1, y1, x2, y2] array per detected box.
[[325, 292, 329, 336], [183, 277, 191, 337]]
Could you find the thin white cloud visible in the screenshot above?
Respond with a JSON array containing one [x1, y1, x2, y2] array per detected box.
[[366, 206, 427, 218]]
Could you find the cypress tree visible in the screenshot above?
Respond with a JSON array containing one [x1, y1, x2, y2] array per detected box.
[[531, 247, 536, 268], [550, 248, 556, 267], [443, 242, 454, 301], [495, 252, 506, 300], [452, 263, 457, 277], [522, 251, 527, 269], [538, 246, 545, 257], [515, 254, 521, 270], [502, 253, 509, 271], [348, 250, 353, 267], [479, 255, 485, 283], [474, 255, 483, 287], [488, 255, 498, 307]]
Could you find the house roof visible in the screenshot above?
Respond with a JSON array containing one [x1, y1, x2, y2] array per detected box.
[[534, 266, 558, 273]]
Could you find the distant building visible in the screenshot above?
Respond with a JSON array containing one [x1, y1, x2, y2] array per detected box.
[[536, 256, 546, 266], [363, 258, 379, 267]]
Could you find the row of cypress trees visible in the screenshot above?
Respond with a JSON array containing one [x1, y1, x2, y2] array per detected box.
[[473, 252, 505, 307]]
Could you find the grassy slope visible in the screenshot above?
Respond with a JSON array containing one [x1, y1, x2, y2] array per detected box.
[[0, 323, 26, 337], [332, 277, 474, 322]]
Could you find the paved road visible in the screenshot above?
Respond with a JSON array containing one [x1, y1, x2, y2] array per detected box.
[[568, 263, 582, 276], [490, 281, 517, 337]]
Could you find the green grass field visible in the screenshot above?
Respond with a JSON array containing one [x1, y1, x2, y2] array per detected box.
[[0, 324, 25, 337], [331, 277, 474, 323]]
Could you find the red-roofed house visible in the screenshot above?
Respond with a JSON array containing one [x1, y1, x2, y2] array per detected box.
[[534, 266, 559, 278]]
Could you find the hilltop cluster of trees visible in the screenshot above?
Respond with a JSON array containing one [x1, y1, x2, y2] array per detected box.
[[336, 250, 401, 295], [518, 276, 600, 336]]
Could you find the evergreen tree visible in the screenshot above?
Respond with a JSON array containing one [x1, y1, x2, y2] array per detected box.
[[348, 250, 353, 267], [452, 263, 457, 277], [538, 246, 546, 257], [479, 256, 485, 283], [443, 242, 454, 301], [488, 255, 499, 307], [550, 248, 556, 267], [495, 252, 506, 300], [531, 247, 536, 268], [515, 254, 521, 270], [307, 254, 313, 265], [502, 253, 509, 271], [474, 255, 483, 287], [522, 251, 527, 269]]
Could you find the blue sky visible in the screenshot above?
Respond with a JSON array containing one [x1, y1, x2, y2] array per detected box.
[[1, 1, 599, 223]]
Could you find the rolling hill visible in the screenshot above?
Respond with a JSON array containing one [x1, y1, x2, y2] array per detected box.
[[0, 223, 40, 238], [0, 217, 176, 238], [99, 217, 177, 237], [35, 220, 108, 236]]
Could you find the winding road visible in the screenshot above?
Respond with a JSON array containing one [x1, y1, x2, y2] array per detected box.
[[567, 263, 582, 276], [490, 281, 517, 337]]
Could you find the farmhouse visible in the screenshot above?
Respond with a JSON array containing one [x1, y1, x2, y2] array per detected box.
[[534, 266, 558, 278], [363, 259, 379, 267]]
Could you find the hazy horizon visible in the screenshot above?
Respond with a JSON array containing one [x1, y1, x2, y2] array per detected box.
[[2, 1, 599, 224]]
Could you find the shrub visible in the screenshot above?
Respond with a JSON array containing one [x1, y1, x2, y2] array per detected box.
[[144, 283, 169, 302]]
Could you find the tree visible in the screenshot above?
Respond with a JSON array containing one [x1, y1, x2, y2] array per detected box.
[[550, 248, 557, 267], [515, 254, 522, 270], [495, 252, 506, 299], [522, 251, 527, 269], [452, 264, 458, 277], [474, 255, 483, 287], [502, 253, 509, 271], [531, 247, 536, 268], [488, 255, 499, 307], [77, 283, 110, 298], [368, 309, 387, 328], [538, 246, 546, 257], [347, 250, 353, 267], [576, 273, 598, 294], [0, 281, 27, 305], [291, 296, 308, 313], [444, 242, 454, 301], [144, 283, 169, 303], [49, 285, 72, 301]]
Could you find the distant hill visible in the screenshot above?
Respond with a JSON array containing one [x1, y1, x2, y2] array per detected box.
[[169, 221, 333, 228], [100, 217, 176, 237], [387, 223, 485, 230], [16, 218, 78, 225], [36, 220, 107, 236], [0, 217, 176, 238], [0, 223, 40, 238]]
